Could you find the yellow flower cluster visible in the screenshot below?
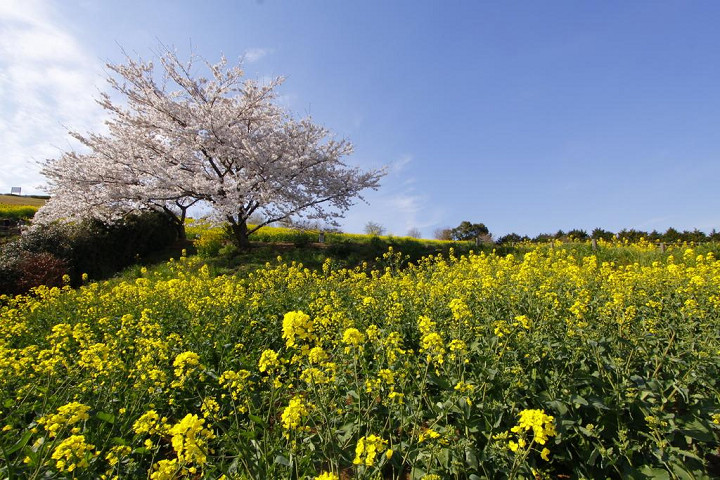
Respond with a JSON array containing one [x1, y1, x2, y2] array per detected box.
[[51, 434, 96, 472], [511, 409, 557, 445], [282, 310, 315, 348], [342, 327, 365, 348], [171, 350, 203, 388], [169, 413, 215, 465], [219, 369, 252, 403], [281, 396, 311, 430], [353, 434, 388, 466], [149, 459, 179, 480], [38, 402, 91, 438], [133, 410, 166, 435], [314, 472, 339, 480], [258, 348, 280, 373]]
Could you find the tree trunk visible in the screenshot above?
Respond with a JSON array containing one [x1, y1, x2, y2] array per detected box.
[[161, 207, 186, 240], [176, 207, 187, 240], [227, 217, 251, 251], [175, 220, 187, 240]]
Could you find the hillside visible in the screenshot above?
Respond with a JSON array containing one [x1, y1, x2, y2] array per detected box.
[[0, 194, 48, 207]]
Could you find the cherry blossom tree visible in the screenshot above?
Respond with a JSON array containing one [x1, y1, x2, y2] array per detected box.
[[38, 47, 384, 249]]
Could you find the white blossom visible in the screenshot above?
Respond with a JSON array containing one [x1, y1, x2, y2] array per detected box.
[[38, 47, 385, 247]]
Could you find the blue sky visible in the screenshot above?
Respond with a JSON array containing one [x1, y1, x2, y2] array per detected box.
[[2, 1, 720, 238]]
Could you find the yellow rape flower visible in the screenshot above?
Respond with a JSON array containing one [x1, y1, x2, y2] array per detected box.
[[51, 434, 96, 472], [353, 434, 388, 466], [314, 472, 339, 480], [418, 428, 441, 443], [420, 332, 445, 364], [282, 311, 315, 348], [172, 351, 202, 388], [281, 396, 311, 430], [105, 445, 131, 467], [168, 413, 215, 465], [219, 369, 252, 402], [258, 349, 280, 373], [150, 459, 179, 480], [308, 345, 328, 364], [343, 327, 365, 345], [541, 447, 551, 461], [39, 402, 91, 438], [511, 409, 557, 445], [133, 410, 165, 435]]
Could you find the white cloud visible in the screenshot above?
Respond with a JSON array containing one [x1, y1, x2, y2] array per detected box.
[[0, 0, 105, 194], [243, 47, 273, 63], [342, 154, 443, 237], [390, 154, 412, 174]]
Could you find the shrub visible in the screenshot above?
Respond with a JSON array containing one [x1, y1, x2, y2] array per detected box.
[[16, 252, 68, 293], [0, 211, 177, 294], [0, 246, 67, 295]]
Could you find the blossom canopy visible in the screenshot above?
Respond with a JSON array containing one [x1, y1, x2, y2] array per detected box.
[[38, 46, 385, 247]]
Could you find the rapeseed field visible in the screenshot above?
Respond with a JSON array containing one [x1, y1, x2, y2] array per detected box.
[[1, 244, 719, 478]]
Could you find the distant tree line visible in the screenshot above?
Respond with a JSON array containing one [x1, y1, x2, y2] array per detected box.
[[428, 221, 720, 245], [496, 227, 720, 245]]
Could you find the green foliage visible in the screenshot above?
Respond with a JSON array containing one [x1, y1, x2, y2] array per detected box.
[[591, 228, 615, 241], [0, 211, 178, 294], [450, 221, 489, 241], [364, 221, 385, 236], [497, 233, 529, 245], [567, 228, 589, 240]]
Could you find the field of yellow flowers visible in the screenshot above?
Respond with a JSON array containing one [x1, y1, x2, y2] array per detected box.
[[1, 244, 720, 478], [0, 204, 38, 221]]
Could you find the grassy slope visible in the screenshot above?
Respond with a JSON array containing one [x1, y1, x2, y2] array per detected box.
[[0, 194, 47, 207]]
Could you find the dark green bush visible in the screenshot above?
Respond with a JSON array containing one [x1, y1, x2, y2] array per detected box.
[[0, 211, 177, 294]]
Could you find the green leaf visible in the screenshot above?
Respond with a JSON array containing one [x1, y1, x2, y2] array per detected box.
[[237, 429, 257, 440], [587, 447, 599, 465], [21, 446, 38, 466], [336, 422, 355, 443], [228, 456, 240, 475], [96, 411, 115, 424], [492, 412, 504, 428], [5, 430, 32, 455], [465, 447, 479, 469], [670, 447, 703, 462], [248, 414, 266, 427], [638, 466, 671, 479], [427, 372, 450, 389], [679, 418, 714, 442], [546, 400, 568, 415], [274, 455, 291, 466]]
